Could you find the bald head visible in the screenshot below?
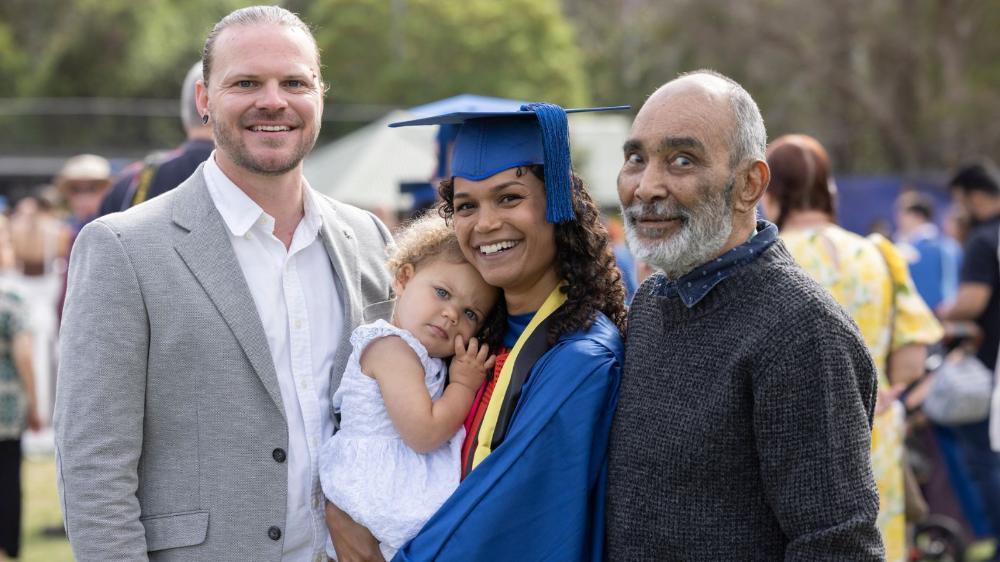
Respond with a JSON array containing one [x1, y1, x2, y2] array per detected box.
[[642, 70, 767, 169], [651, 71, 735, 100]]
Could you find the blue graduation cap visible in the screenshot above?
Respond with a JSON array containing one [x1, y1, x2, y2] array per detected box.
[[390, 103, 628, 224]]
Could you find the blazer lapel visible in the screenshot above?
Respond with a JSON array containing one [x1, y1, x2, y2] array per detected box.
[[319, 202, 361, 323], [316, 199, 362, 376], [171, 169, 285, 418]]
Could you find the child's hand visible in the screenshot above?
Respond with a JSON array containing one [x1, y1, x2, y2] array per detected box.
[[450, 335, 494, 393]]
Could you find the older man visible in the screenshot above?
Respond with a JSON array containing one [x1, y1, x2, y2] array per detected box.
[[606, 70, 883, 559], [54, 6, 393, 561]]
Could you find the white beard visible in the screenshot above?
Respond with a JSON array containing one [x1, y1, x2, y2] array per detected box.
[[622, 180, 734, 279]]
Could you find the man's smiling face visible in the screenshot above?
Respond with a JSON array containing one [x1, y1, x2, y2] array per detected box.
[[200, 23, 324, 178]]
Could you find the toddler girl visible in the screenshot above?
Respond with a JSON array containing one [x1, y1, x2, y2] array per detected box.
[[318, 213, 499, 560]]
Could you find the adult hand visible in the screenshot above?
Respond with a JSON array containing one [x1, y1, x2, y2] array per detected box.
[[325, 501, 384, 562]]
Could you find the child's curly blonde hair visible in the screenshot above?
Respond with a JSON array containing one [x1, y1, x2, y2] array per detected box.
[[386, 212, 465, 278], [387, 211, 506, 350]]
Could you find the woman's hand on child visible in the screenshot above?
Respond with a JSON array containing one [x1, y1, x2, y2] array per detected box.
[[450, 335, 495, 393]]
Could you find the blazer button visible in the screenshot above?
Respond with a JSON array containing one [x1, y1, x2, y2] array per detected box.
[[268, 526, 282, 541], [272, 448, 286, 463]]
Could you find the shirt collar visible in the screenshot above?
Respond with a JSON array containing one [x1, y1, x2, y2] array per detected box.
[[654, 220, 779, 307], [203, 151, 322, 241], [299, 181, 324, 242]]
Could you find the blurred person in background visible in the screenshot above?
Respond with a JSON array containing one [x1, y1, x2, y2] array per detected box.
[[56, 154, 112, 325], [0, 201, 14, 273], [57, 154, 112, 233], [939, 160, 1000, 560], [604, 216, 638, 302], [8, 195, 70, 278], [0, 277, 42, 561], [99, 61, 214, 216], [894, 190, 962, 311], [6, 195, 70, 431], [763, 134, 943, 562], [945, 204, 973, 246]]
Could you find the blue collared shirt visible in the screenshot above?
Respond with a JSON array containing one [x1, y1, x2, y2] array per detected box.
[[653, 220, 779, 307]]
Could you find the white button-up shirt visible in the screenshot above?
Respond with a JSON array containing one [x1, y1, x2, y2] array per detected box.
[[204, 155, 342, 561]]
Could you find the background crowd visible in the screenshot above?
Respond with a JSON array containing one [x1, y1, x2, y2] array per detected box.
[[1, 1, 999, 561]]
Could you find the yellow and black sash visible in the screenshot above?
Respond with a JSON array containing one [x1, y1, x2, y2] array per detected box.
[[463, 285, 567, 475]]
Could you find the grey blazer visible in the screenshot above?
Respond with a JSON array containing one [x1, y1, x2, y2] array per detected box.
[[53, 165, 394, 561]]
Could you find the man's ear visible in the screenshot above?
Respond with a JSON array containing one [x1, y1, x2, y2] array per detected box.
[[733, 160, 770, 214], [392, 263, 415, 295], [195, 79, 210, 119]]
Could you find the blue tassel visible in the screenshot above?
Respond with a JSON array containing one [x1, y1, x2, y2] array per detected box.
[[521, 103, 575, 223]]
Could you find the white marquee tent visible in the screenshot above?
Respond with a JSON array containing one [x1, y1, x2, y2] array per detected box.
[[304, 109, 631, 212], [304, 109, 433, 212]]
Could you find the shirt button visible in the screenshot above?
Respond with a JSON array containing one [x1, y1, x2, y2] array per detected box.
[[267, 526, 282, 541], [294, 319, 302, 329], [272, 448, 286, 463]]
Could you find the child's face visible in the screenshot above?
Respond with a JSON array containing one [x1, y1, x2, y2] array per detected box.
[[391, 258, 499, 358]]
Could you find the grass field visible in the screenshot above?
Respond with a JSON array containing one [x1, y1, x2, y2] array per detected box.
[[20, 454, 72, 562]]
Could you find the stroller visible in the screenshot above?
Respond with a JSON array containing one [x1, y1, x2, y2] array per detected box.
[[903, 322, 990, 562]]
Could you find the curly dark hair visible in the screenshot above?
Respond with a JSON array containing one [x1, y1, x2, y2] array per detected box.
[[438, 166, 627, 344]]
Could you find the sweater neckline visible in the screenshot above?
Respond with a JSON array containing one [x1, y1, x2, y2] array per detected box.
[[640, 240, 794, 322]]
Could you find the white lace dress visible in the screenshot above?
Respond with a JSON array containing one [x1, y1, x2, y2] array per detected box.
[[318, 320, 464, 560]]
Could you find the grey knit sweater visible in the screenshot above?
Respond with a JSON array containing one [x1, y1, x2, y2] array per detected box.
[[606, 240, 884, 561]]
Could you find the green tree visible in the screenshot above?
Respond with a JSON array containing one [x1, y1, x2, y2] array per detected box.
[[308, 0, 589, 107], [8, 0, 249, 98], [0, 20, 28, 97], [0, 0, 251, 153], [563, 0, 1000, 173]]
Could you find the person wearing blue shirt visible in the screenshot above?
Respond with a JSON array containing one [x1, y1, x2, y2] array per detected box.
[[894, 190, 961, 310]]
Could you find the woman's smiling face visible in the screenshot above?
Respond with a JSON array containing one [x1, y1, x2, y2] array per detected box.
[[451, 167, 560, 312]]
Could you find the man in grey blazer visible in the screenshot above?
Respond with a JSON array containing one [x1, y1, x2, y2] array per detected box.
[[54, 6, 394, 561]]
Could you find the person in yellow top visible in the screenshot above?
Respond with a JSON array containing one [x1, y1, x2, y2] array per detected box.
[[763, 134, 943, 562]]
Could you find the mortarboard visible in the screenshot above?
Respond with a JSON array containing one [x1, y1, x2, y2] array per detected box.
[[390, 103, 628, 224]]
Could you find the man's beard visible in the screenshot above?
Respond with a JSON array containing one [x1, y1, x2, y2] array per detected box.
[[213, 110, 317, 177], [622, 178, 735, 280]]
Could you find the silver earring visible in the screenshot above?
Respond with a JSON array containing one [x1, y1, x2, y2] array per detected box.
[[202, 114, 209, 125]]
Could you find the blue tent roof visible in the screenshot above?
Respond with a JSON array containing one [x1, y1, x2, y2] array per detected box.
[[404, 95, 529, 180], [406, 94, 525, 118]]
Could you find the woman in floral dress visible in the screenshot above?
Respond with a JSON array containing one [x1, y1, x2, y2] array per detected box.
[[763, 134, 943, 562]]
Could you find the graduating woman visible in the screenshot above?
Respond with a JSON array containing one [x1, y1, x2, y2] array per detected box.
[[326, 103, 628, 561]]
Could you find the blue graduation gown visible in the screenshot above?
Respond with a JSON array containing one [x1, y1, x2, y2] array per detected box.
[[394, 314, 623, 561]]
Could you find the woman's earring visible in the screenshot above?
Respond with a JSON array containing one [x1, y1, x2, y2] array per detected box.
[[202, 114, 210, 125]]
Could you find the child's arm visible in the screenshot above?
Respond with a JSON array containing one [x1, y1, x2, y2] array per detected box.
[[362, 335, 494, 454]]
